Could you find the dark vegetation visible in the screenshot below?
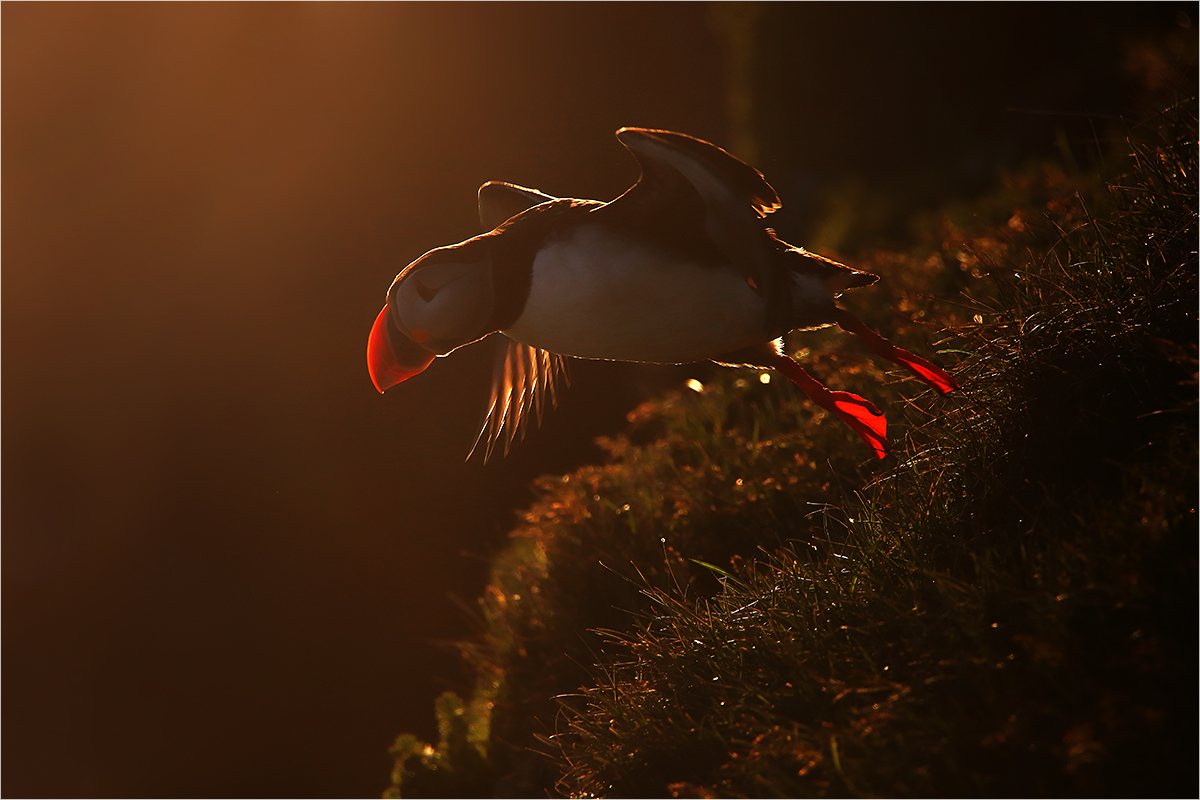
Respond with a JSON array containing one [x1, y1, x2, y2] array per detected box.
[[383, 88, 1197, 798]]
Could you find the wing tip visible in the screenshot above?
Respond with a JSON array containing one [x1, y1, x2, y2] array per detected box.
[[615, 126, 781, 216]]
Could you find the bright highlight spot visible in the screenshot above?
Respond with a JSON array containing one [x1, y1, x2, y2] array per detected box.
[[686, 378, 704, 392], [759, 372, 771, 384]]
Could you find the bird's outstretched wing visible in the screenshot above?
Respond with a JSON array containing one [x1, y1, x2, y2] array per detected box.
[[607, 127, 789, 333], [469, 336, 567, 461], [615, 128, 780, 218]]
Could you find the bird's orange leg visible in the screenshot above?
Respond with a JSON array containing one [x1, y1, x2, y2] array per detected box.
[[766, 350, 889, 459], [834, 309, 959, 395]]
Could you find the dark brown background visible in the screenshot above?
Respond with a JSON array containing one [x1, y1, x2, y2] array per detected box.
[[4, 3, 1189, 796]]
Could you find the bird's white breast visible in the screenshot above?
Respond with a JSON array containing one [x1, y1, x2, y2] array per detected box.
[[502, 224, 767, 363]]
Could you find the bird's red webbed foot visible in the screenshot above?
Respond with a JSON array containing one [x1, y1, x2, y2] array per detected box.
[[766, 351, 889, 459], [833, 309, 959, 394]]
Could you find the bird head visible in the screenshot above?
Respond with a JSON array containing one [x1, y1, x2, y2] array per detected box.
[[368, 236, 496, 393]]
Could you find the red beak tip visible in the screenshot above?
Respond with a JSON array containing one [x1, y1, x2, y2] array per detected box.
[[367, 305, 435, 392]]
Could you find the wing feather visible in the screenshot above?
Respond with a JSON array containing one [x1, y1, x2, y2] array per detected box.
[[615, 128, 780, 218], [612, 127, 788, 334], [468, 336, 568, 461], [478, 182, 559, 231]]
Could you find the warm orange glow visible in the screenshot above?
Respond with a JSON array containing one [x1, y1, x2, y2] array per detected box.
[[4, 2, 1178, 795]]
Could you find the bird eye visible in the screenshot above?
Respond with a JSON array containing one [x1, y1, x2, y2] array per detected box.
[[414, 278, 436, 302]]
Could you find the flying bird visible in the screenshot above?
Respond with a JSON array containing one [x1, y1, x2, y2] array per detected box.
[[368, 128, 957, 460]]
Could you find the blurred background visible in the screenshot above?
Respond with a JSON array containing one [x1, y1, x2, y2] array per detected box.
[[4, 3, 1192, 796]]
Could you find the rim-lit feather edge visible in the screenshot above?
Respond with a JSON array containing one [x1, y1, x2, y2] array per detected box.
[[468, 336, 568, 461]]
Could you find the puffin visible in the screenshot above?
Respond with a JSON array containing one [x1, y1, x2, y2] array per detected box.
[[368, 127, 957, 460]]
